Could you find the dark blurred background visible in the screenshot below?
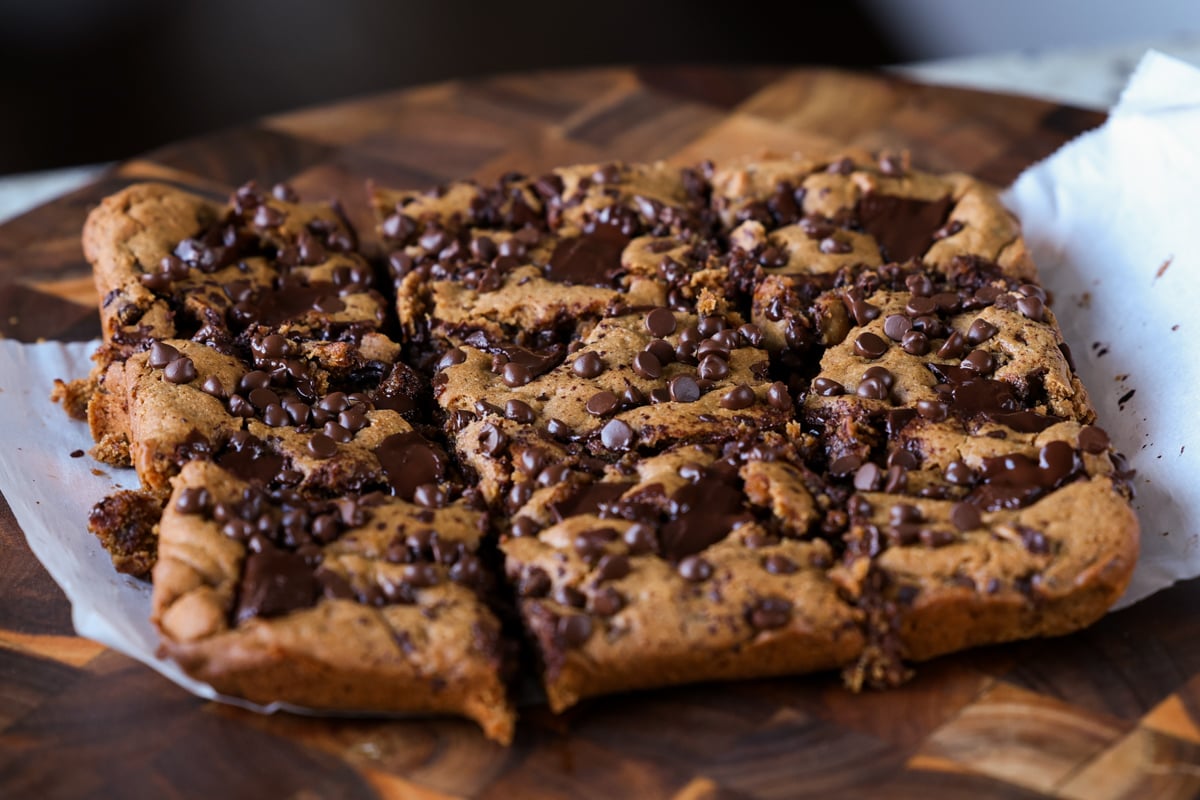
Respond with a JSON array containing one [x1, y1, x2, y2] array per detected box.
[[0, 0, 1195, 175]]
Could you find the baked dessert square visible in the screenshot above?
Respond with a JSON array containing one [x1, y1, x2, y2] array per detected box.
[[59, 152, 1139, 742]]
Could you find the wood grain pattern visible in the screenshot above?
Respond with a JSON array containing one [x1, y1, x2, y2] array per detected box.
[[1, 65, 1195, 799]]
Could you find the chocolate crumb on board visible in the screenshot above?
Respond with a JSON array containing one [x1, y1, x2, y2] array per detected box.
[[60, 154, 1139, 742]]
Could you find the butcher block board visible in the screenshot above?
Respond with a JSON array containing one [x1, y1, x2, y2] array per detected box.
[[2, 66, 1199, 799]]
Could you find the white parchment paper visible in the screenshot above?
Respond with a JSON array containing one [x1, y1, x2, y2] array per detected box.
[[1, 50, 1198, 701]]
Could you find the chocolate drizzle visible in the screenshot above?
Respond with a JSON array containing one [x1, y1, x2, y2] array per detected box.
[[926, 363, 1063, 432]]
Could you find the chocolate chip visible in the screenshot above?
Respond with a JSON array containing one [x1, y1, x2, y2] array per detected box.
[[883, 314, 913, 342], [1018, 284, 1047, 301], [749, 597, 792, 629], [1017, 296, 1045, 321], [1078, 425, 1111, 454], [762, 554, 797, 575], [624, 523, 657, 554], [318, 392, 349, 413], [856, 376, 889, 400], [921, 528, 957, 548], [262, 404, 289, 427], [644, 339, 675, 366], [503, 362, 532, 387], [323, 421, 353, 443], [249, 387, 281, 410], [163, 357, 196, 384], [175, 487, 209, 514], [573, 352, 604, 379], [961, 349, 996, 375], [557, 614, 593, 647], [512, 517, 540, 538], [884, 465, 908, 493], [829, 454, 863, 477], [906, 296, 937, 316], [937, 331, 967, 360], [588, 587, 624, 616], [853, 463, 883, 491], [967, 319, 999, 345], [201, 376, 226, 398], [820, 236, 852, 254], [149, 342, 181, 369], [594, 553, 631, 582], [905, 274, 933, 296], [854, 332, 888, 360], [1019, 525, 1050, 554], [950, 502, 981, 531], [505, 400, 536, 424], [698, 354, 729, 381], [413, 484, 446, 508], [260, 333, 289, 357], [678, 555, 712, 582], [478, 423, 507, 456], [645, 307, 677, 337], [240, 371, 271, 393], [901, 330, 930, 355], [719, 385, 755, 410], [669, 375, 700, 403], [307, 433, 337, 459], [586, 391, 620, 417], [932, 292, 960, 313], [228, 394, 254, 418], [600, 419, 634, 451], [253, 204, 285, 228], [738, 324, 764, 347], [766, 381, 791, 409], [633, 351, 662, 379], [437, 348, 467, 370], [813, 377, 844, 397], [916, 398, 948, 421], [945, 460, 974, 485]]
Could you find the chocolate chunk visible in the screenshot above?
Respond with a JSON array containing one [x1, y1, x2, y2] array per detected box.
[[163, 357, 196, 384], [678, 555, 713, 582], [557, 613, 594, 647], [749, 597, 792, 630], [645, 307, 678, 337], [546, 225, 629, 287], [600, 419, 634, 451], [669, 375, 700, 403], [586, 391, 620, 417], [235, 548, 316, 622], [857, 193, 952, 263], [573, 352, 604, 379]]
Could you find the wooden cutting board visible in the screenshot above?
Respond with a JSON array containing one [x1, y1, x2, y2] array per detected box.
[[2, 66, 1198, 799]]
